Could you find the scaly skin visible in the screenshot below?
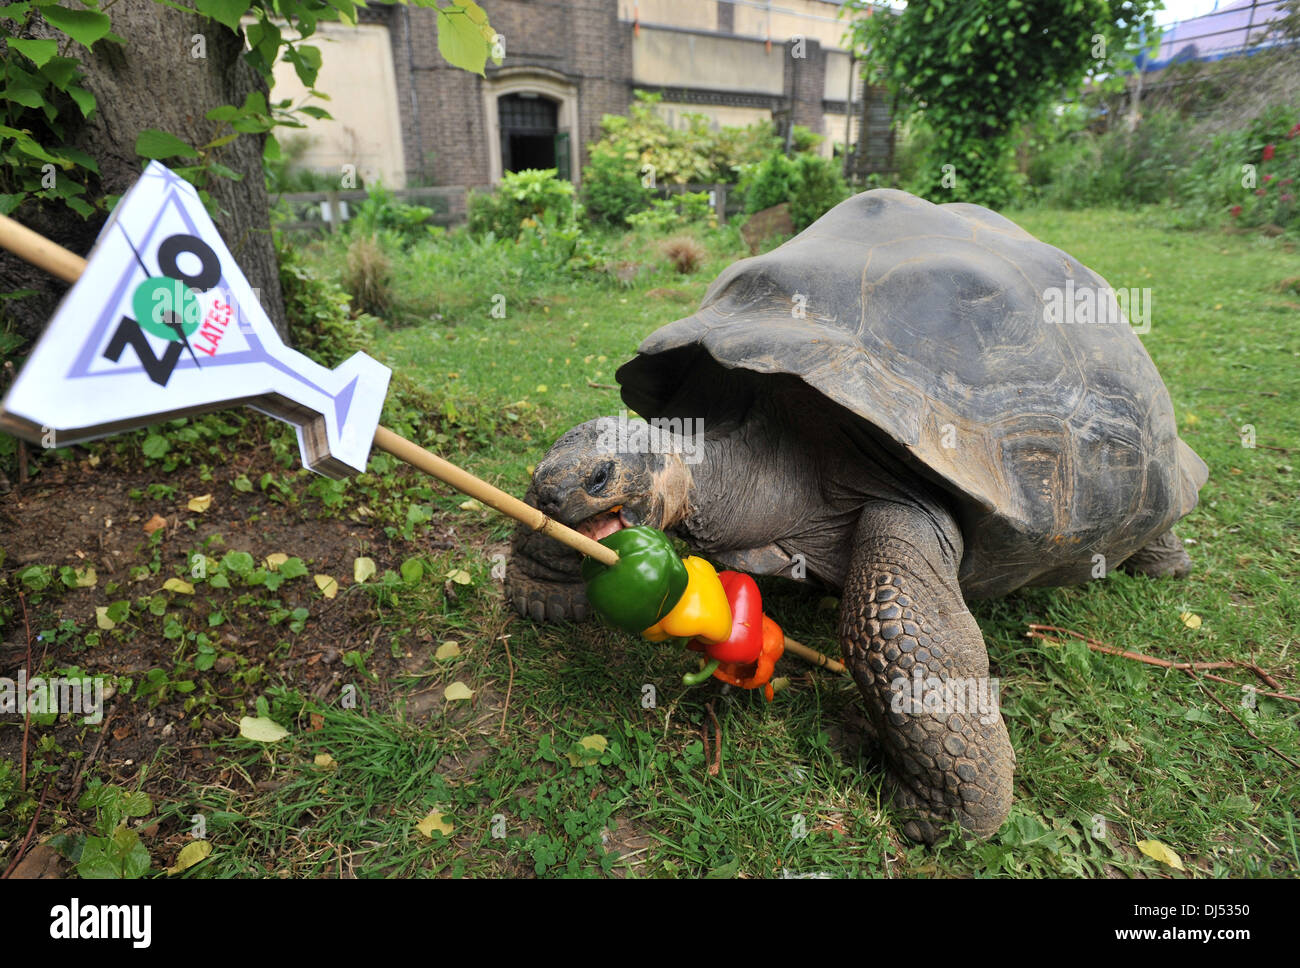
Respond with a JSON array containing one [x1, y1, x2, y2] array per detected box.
[[839, 499, 1014, 842]]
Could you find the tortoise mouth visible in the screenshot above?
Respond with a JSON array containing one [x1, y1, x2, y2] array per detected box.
[[573, 505, 640, 541]]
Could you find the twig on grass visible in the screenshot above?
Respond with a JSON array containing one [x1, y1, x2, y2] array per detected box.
[[70, 703, 119, 804], [19, 592, 31, 791], [1026, 623, 1298, 703], [1, 778, 52, 879], [498, 634, 515, 737], [1190, 674, 1300, 770], [704, 702, 722, 776]]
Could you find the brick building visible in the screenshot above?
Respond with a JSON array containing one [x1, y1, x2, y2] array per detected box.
[[273, 0, 893, 188]]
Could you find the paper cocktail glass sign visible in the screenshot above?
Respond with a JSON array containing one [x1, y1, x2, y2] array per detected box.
[[0, 162, 390, 478]]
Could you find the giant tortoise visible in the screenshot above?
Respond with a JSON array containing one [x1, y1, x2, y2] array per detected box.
[[505, 188, 1208, 843]]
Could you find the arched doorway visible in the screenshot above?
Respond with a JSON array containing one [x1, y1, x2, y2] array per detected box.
[[498, 93, 564, 176], [482, 69, 578, 185]]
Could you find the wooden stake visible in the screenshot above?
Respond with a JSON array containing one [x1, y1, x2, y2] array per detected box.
[[0, 213, 85, 283]]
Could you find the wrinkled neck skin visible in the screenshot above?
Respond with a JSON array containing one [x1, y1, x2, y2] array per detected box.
[[666, 391, 960, 589]]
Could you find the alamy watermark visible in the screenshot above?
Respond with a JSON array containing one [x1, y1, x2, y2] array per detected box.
[[595, 410, 705, 465], [1042, 281, 1152, 334], [889, 672, 1000, 726], [0, 671, 104, 725]]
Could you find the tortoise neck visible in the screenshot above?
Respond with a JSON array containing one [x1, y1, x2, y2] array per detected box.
[[677, 400, 822, 554]]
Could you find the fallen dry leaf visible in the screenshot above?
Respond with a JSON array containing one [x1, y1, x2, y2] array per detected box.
[[238, 716, 289, 743], [162, 578, 195, 595], [1179, 611, 1203, 630], [443, 681, 473, 702], [165, 840, 212, 876], [416, 810, 454, 838], [314, 574, 339, 599], [1137, 839, 1185, 871], [567, 734, 608, 767], [94, 606, 115, 630], [187, 494, 213, 513], [435, 641, 461, 661], [353, 556, 377, 583], [314, 753, 337, 770], [264, 552, 289, 571], [142, 514, 167, 535]]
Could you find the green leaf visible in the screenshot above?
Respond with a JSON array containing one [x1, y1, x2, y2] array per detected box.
[[67, 84, 96, 118], [40, 5, 112, 48], [8, 37, 59, 67], [278, 556, 309, 579], [135, 128, 198, 160], [37, 56, 80, 88], [64, 195, 94, 217], [2, 87, 44, 110], [325, 0, 357, 24], [193, 0, 247, 32], [286, 43, 322, 86], [59, 145, 99, 174], [204, 104, 242, 122], [141, 433, 170, 458], [119, 790, 153, 817], [201, 132, 240, 150], [298, 105, 332, 120], [436, 4, 489, 76], [76, 838, 121, 879], [400, 557, 424, 583]]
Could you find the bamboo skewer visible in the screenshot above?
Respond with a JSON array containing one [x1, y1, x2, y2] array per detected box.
[[372, 425, 615, 564]]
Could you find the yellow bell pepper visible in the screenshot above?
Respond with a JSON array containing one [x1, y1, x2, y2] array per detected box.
[[642, 556, 732, 645]]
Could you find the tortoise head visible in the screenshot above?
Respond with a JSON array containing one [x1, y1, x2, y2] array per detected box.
[[505, 416, 694, 623]]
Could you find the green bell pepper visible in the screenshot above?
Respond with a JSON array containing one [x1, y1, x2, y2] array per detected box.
[[580, 526, 688, 634]]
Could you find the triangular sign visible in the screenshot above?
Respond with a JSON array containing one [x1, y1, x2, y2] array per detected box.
[[0, 162, 390, 478]]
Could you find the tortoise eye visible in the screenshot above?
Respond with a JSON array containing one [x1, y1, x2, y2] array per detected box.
[[586, 462, 613, 495]]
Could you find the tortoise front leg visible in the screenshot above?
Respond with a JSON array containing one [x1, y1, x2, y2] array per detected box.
[[840, 500, 1015, 843]]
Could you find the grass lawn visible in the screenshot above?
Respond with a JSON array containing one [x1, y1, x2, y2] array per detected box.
[[2, 206, 1296, 878]]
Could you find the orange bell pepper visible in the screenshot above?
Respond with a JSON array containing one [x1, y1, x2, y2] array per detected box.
[[710, 615, 786, 701]]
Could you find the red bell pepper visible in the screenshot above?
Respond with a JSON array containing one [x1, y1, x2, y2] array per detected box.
[[693, 571, 763, 665]]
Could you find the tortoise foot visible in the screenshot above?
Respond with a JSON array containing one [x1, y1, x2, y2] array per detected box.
[[1120, 529, 1193, 579]]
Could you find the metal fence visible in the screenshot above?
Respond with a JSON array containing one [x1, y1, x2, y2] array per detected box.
[[1137, 0, 1292, 71], [273, 186, 468, 235], [273, 182, 737, 232]]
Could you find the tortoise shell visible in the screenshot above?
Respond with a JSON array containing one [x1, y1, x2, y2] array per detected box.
[[616, 189, 1208, 597]]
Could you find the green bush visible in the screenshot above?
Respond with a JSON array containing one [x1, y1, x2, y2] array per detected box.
[[277, 236, 371, 364], [589, 91, 778, 188], [467, 168, 579, 238], [788, 153, 851, 230], [581, 147, 652, 226], [1022, 103, 1300, 232], [741, 153, 799, 213], [625, 191, 714, 231], [345, 185, 436, 245], [736, 152, 850, 228]]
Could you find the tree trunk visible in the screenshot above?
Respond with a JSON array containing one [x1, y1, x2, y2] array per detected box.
[[1, 0, 287, 345]]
